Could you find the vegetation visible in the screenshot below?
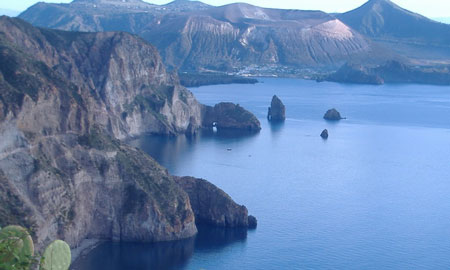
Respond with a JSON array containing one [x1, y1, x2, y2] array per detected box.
[[0, 226, 35, 270], [78, 126, 120, 151], [0, 225, 71, 270], [40, 240, 71, 270]]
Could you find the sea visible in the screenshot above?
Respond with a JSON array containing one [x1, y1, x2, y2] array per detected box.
[[72, 78, 450, 270]]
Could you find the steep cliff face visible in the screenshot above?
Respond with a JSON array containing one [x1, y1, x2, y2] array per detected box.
[[0, 16, 203, 139], [174, 177, 253, 228], [0, 17, 257, 251], [19, 1, 372, 72]]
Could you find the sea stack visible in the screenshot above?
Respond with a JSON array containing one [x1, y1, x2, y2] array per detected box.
[[267, 95, 286, 121], [323, 108, 344, 121], [320, 129, 329, 139]]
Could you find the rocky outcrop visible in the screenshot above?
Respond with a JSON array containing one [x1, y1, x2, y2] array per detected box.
[[0, 16, 255, 252], [174, 177, 256, 228], [267, 95, 286, 121], [202, 103, 261, 132], [320, 129, 329, 139], [324, 109, 344, 121], [324, 63, 385, 85], [247, 215, 257, 229]]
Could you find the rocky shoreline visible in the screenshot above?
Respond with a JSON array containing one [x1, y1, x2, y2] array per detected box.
[[179, 73, 258, 87], [0, 16, 258, 255]]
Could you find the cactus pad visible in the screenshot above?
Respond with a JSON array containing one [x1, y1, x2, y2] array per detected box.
[[0, 225, 34, 265], [40, 240, 71, 270]]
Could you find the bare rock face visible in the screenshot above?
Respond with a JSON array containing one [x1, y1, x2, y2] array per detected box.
[[267, 95, 286, 121], [202, 103, 261, 132], [324, 108, 344, 121], [320, 129, 329, 139], [174, 177, 256, 228]]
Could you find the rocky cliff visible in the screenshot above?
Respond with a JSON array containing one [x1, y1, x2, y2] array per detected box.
[[0, 16, 205, 139], [202, 103, 261, 132], [174, 177, 256, 228], [0, 16, 257, 252]]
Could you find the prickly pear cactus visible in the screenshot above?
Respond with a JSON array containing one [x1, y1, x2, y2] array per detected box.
[[40, 240, 71, 270], [0, 225, 35, 269]]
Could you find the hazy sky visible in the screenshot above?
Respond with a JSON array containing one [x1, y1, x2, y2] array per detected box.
[[2, 0, 450, 18]]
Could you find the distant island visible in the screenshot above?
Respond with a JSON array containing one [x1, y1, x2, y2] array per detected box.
[[18, 0, 450, 85]]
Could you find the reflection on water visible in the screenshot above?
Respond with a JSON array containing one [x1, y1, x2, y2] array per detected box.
[[194, 224, 247, 250], [71, 225, 247, 270], [268, 120, 285, 134], [72, 238, 194, 270], [129, 129, 259, 172]]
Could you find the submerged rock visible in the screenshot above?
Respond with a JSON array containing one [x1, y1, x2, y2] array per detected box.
[[324, 108, 344, 121], [267, 95, 286, 121], [202, 102, 261, 132], [174, 176, 257, 228], [320, 129, 329, 139]]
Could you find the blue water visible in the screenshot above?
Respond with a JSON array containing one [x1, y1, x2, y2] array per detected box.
[[73, 79, 450, 269]]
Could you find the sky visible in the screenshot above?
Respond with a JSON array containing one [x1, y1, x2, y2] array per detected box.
[[1, 0, 450, 19]]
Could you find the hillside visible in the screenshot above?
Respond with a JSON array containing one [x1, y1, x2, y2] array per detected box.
[[19, 0, 376, 74], [15, 0, 450, 84], [338, 0, 450, 64]]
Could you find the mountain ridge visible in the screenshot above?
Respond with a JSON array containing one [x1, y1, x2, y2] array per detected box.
[[18, 0, 375, 74], [16, 0, 450, 83]]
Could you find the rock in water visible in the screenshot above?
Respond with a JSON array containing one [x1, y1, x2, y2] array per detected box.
[[174, 176, 256, 228], [248, 215, 258, 229], [324, 108, 344, 120], [267, 95, 286, 121], [202, 103, 261, 132], [320, 129, 329, 139]]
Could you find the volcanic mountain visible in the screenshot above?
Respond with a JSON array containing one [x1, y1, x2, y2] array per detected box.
[[338, 0, 450, 64], [19, 0, 375, 73]]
